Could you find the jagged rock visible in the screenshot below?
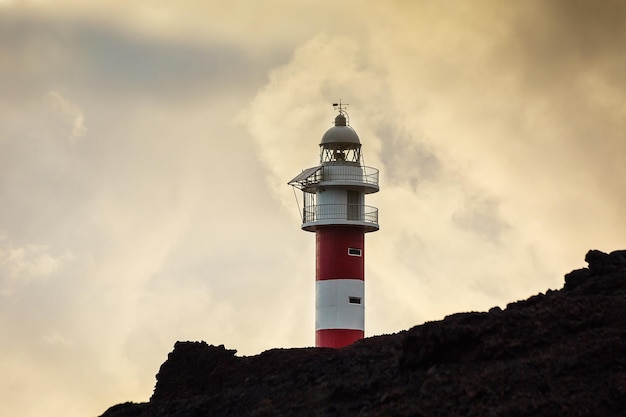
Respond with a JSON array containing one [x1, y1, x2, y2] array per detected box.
[[563, 267, 589, 291], [100, 249, 626, 417], [151, 342, 238, 402], [585, 249, 626, 275]]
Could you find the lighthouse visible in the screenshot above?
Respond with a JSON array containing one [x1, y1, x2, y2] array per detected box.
[[288, 103, 379, 348]]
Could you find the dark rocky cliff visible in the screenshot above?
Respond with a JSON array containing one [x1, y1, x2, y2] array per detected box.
[[100, 249, 626, 417]]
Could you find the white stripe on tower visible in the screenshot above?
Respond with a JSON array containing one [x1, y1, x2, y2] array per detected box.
[[316, 279, 365, 331]]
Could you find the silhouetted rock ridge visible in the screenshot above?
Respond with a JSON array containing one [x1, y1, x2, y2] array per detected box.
[[100, 249, 626, 417]]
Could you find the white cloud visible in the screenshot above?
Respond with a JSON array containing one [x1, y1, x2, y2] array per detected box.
[[246, 29, 576, 338], [47, 90, 86, 144], [0, 233, 73, 297]]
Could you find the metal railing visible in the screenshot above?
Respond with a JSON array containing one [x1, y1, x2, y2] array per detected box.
[[290, 165, 379, 191], [321, 165, 379, 187], [303, 204, 378, 225]]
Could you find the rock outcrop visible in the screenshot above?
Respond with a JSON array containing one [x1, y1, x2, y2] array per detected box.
[[100, 249, 626, 417]]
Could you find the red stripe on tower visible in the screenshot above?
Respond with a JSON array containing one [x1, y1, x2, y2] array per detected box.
[[316, 228, 364, 280], [288, 102, 379, 348]]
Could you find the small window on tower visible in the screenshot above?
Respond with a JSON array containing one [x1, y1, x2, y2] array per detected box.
[[349, 296, 362, 304], [348, 248, 362, 257]]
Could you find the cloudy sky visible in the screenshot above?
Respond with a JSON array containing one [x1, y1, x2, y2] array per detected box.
[[1, 0, 625, 415]]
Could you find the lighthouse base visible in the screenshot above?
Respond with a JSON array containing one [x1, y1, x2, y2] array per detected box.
[[316, 329, 364, 349]]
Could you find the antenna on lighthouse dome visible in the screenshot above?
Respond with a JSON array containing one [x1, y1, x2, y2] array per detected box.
[[332, 99, 350, 126]]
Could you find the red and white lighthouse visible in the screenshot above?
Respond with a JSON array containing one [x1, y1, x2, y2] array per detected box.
[[289, 103, 379, 348]]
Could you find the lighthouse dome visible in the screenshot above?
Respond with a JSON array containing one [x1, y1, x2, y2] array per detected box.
[[320, 113, 361, 146]]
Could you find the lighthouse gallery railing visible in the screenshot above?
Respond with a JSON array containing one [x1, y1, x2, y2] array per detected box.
[[289, 165, 379, 190], [303, 204, 378, 225], [321, 165, 379, 186]]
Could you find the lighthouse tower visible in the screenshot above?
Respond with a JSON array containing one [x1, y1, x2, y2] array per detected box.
[[288, 103, 379, 348]]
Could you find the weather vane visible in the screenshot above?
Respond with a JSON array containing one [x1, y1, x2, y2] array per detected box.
[[332, 99, 349, 115]]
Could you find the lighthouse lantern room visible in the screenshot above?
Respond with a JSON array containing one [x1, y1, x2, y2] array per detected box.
[[288, 103, 379, 348]]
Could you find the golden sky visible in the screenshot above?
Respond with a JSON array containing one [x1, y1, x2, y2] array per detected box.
[[1, 1, 625, 416]]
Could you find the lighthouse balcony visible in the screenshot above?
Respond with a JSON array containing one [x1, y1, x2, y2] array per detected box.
[[301, 204, 379, 232], [289, 165, 379, 194]]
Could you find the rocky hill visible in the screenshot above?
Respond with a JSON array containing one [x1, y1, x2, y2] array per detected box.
[[100, 249, 626, 417]]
